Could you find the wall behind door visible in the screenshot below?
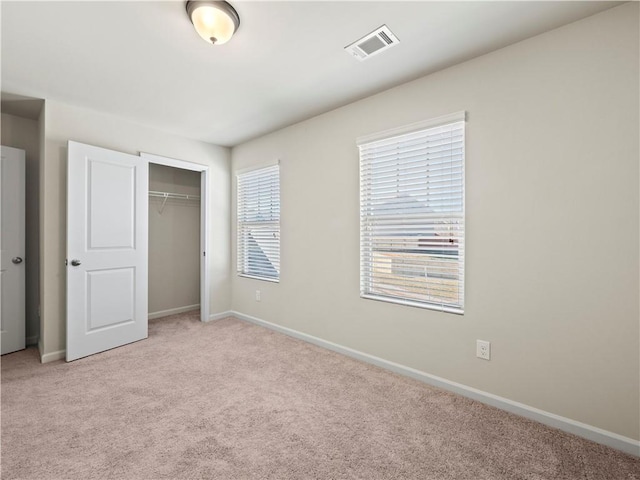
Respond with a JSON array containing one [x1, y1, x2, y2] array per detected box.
[[1, 112, 40, 345], [149, 164, 201, 318]]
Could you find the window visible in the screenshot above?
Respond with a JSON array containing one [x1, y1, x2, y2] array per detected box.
[[237, 164, 280, 282], [359, 112, 465, 313]]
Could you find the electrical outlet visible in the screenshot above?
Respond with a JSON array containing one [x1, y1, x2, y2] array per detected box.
[[476, 340, 491, 360], [255, 290, 261, 301]]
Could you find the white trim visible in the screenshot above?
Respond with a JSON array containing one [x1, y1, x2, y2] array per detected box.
[[141, 152, 210, 323], [139, 152, 208, 172], [238, 273, 280, 283], [235, 159, 280, 176], [200, 169, 210, 323], [361, 294, 464, 315], [148, 304, 200, 320], [40, 349, 65, 364], [230, 310, 640, 457], [236, 164, 281, 282], [207, 311, 233, 322], [357, 111, 466, 146]]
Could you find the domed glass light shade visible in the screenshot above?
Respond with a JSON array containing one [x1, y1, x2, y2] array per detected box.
[[186, 1, 240, 45]]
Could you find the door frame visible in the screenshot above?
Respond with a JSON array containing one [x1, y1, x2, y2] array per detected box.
[[140, 152, 210, 323]]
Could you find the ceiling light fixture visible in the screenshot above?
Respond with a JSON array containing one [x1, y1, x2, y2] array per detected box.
[[186, 1, 240, 45]]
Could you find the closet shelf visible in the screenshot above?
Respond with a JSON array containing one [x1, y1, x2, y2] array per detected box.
[[149, 190, 200, 200], [149, 190, 200, 214]]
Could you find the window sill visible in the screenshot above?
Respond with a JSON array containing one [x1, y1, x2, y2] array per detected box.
[[238, 273, 280, 283], [360, 293, 463, 315]]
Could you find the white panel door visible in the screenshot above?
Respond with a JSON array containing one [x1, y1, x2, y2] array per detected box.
[[1, 146, 26, 355], [67, 141, 148, 361]]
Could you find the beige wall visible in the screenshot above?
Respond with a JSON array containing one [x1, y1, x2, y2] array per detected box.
[[231, 4, 639, 440], [41, 100, 231, 359], [149, 164, 201, 315], [1, 112, 41, 344]]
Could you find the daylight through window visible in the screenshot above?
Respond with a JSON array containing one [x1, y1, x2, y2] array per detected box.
[[359, 113, 465, 313], [237, 164, 280, 282]]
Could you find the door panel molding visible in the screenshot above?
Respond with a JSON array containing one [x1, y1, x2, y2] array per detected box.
[[67, 141, 148, 361]]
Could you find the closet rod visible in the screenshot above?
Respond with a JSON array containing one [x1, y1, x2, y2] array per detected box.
[[149, 190, 200, 215], [149, 190, 200, 201]]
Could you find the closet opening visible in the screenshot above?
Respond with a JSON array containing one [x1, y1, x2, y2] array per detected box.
[[142, 153, 210, 323]]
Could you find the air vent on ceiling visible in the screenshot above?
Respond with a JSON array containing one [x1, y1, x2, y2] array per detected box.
[[344, 25, 399, 61]]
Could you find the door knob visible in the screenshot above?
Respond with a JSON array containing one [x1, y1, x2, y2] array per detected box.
[[11, 257, 23, 264], [70, 259, 81, 266]]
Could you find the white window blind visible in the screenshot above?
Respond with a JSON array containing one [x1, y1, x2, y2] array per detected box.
[[359, 116, 465, 313], [237, 165, 280, 282]]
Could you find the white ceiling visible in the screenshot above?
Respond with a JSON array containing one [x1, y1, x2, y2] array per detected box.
[[1, 1, 619, 147]]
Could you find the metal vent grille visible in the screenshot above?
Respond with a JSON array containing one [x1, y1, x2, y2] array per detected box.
[[359, 36, 386, 55], [379, 31, 393, 45], [345, 25, 399, 61]]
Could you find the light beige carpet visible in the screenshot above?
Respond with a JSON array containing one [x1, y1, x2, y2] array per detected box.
[[2, 312, 639, 479]]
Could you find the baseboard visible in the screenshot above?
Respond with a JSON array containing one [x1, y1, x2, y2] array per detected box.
[[207, 310, 233, 322], [40, 348, 65, 364], [26, 335, 39, 346], [231, 310, 640, 457], [149, 304, 200, 320]]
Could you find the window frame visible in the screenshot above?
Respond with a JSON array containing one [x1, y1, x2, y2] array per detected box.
[[236, 163, 281, 283], [358, 112, 466, 314]]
